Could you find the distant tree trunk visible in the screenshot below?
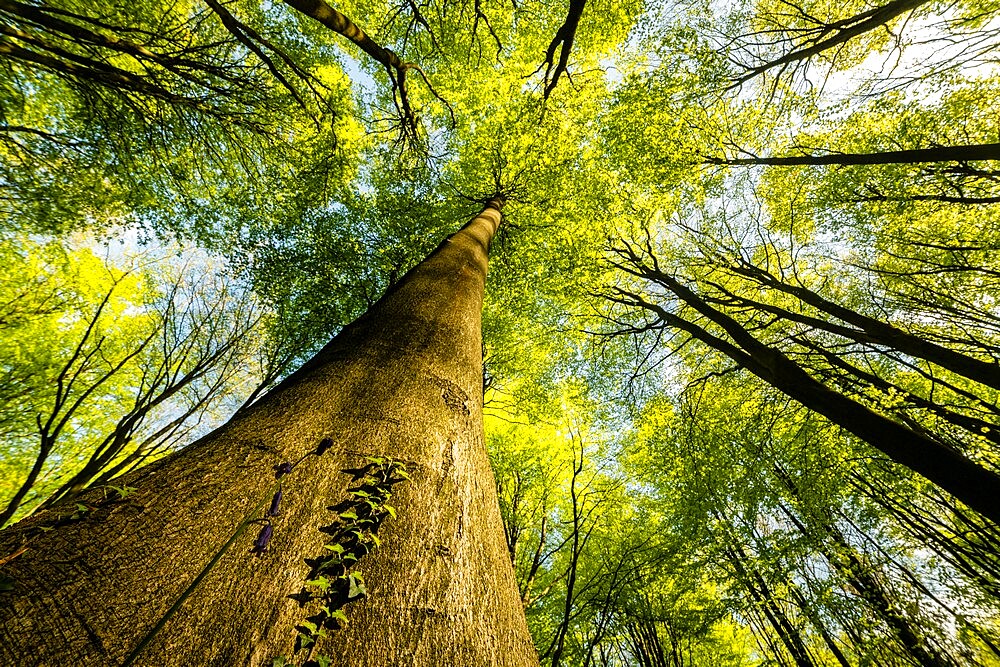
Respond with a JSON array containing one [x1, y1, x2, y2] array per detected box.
[[724, 542, 816, 667], [728, 0, 931, 85], [705, 143, 1000, 167], [0, 199, 539, 666], [606, 247, 1000, 525], [774, 470, 958, 667]]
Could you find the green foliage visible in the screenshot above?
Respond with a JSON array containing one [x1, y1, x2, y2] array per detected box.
[[5, 0, 1000, 663], [0, 234, 291, 523]]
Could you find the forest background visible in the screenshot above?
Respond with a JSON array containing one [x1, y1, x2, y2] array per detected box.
[[1, 0, 1000, 663]]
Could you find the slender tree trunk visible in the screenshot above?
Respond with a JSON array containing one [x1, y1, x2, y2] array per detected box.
[[774, 479, 956, 667], [606, 260, 1000, 524], [729, 0, 931, 84], [0, 437, 52, 526], [787, 585, 853, 667], [725, 545, 816, 667], [705, 143, 1000, 166], [0, 200, 539, 667]]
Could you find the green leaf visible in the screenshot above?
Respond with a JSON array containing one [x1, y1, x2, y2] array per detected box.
[[306, 577, 330, 591], [316, 655, 332, 667], [382, 504, 396, 519], [324, 543, 345, 554], [318, 557, 341, 571], [348, 572, 367, 599], [271, 656, 288, 667], [339, 510, 358, 521], [328, 609, 348, 624], [107, 484, 136, 499]]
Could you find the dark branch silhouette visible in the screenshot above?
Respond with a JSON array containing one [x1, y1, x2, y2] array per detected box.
[[729, 0, 931, 86], [536, 0, 586, 100], [705, 142, 1000, 166], [605, 240, 1000, 526]]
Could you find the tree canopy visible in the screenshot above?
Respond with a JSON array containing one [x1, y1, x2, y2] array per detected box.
[[3, 0, 1000, 663]]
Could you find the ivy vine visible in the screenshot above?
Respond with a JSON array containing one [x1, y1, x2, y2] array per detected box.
[[113, 436, 410, 667], [273, 455, 410, 667]]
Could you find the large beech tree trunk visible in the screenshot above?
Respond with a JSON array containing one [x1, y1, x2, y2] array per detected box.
[[0, 200, 539, 667]]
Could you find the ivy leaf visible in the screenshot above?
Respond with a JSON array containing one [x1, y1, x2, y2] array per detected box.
[[382, 504, 397, 519], [328, 609, 348, 624], [348, 572, 366, 599], [271, 656, 288, 667], [316, 655, 332, 667], [306, 576, 330, 591], [318, 557, 341, 572], [324, 543, 345, 554], [339, 510, 358, 521]]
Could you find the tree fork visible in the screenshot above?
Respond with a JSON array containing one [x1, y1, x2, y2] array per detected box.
[[0, 198, 539, 666]]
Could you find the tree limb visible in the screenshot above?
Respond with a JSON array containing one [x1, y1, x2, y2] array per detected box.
[[536, 0, 586, 100], [705, 142, 1000, 166]]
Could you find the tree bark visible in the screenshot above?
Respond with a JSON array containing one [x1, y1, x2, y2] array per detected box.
[[705, 143, 1000, 167], [0, 200, 539, 667]]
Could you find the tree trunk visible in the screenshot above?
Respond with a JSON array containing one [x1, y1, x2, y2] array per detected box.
[[605, 258, 1000, 524], [729, 0, 931, 85], [0, 199, 539, 667], [705, 143, 1000, 167], [725, 544, 816, 667]]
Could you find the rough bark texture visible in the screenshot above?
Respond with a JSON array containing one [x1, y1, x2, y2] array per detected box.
[[0, 201, 539, 667]]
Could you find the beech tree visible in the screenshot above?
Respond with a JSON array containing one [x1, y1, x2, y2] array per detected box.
[[4, 0, 1000, 664], [0, 199, 544, 665]]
